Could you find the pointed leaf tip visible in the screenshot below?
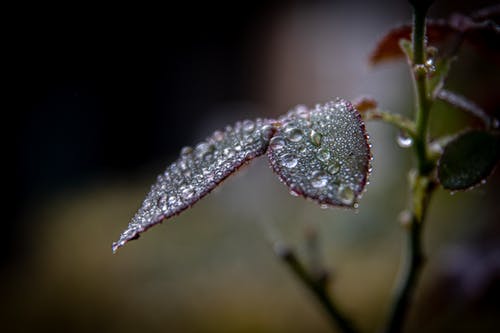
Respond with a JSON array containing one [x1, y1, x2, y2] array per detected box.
[[112, 118, 275, 252], [267, 98, 371, 208]]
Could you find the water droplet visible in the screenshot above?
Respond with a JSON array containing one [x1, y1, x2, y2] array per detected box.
[[320, 204, 329, 209], [281, 153, 298, 168], [338, 185, 355, 205], [397, 132, 413, 148], [425, 58, 436, 73], [327, 161, 340, 175], [180, 146, 193, 157], [157, 195, 168, 210], [261, 124, 275, 141], [316, 148, 331, 162], [270, 136, 285, 150], [310, 130, 322, 146], [180, 185, 195, 200], [213, 130, 224, 142], [245, 135, 256, 144], [311, 170, 328, 188], [295, 105, 309, 119], [223, 147, 235, 159], [242, 120, 255, 133], [195, 142, 215, 159], [168, 195, 178, 206], [285, 127, 303, 142], [289, 190, 299, 197]]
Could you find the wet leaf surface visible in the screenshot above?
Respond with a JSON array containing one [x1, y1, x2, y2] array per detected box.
[[438, 130, 500, 190]]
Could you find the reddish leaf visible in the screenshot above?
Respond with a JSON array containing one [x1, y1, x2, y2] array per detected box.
[[369, 11, 500, 65]]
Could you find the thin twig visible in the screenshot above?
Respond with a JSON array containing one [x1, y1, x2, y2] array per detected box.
[[362, 109, 416, 136], [275, 244, 359, 333]]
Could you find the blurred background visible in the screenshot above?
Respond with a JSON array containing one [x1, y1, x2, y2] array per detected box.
[[7, 0, 500, 332]]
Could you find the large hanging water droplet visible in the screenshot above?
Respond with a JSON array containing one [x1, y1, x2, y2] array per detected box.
[[285, 127, 303, 142], [311, 170, 328, 188], [327, 161, 340, 175], [281, 153, 298, 168], [396, 132, 413, 148], [310, 130, 322, 146], [339, 185, 355, 205], [316, 148, 331, 163], [270, 136, 285, 150]]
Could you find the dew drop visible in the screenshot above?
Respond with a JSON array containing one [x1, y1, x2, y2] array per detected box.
[[310, 130, 322, 146], [425, 58, 436, 73], [338, 185, 355, 205], [261, 124, 275, 141], [213, 130, 224, 142], [311, 170, 328, 188], [157, 195, 168, 210], [289, 190, 299, 197], [281, 153, 298, 168], [396, 132, 413, 148], [316, 148, 331, 163], [223, 147, 235, 159], [180, 146, 193, 157], [285, 127, 303, 142], [242, 120, 255, 133], [327, 161, 340, 175], [180, 185, 195, 200], [195, 142, 216, 159], [270, 136, 285, 150]]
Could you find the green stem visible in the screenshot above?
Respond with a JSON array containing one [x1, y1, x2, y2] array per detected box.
[[384, 175, 435, 333], [412, 6, 432, 174], [384, 3, 436, 333], [277, 246, 359, 333], [363, 109, 416, 136]]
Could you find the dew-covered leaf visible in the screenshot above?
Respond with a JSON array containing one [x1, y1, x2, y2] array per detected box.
[[267, 99, 371, 208], [438, 130, 500, 190], [112, 118, 275, 252]]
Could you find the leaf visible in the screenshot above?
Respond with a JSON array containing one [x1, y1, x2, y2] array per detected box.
[[112, 118, 275, 252], [369, 21, 454, 65], [267, 99, 371, 208], [437, 130, 500, 190], [369, 12, 500, 65], [353, 95, 378, 112], [113, 99, 373, 252]]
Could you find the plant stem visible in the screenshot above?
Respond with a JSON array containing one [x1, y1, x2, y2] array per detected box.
[[384, 3, 436, 333], [412, 5, 432, 174], [277, 246, 359, 333], [362, 109, 416, 136], [384, 175, 435, 333]]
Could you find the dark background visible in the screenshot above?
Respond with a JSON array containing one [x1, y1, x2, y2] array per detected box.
[[7, 1, 500, 332]]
